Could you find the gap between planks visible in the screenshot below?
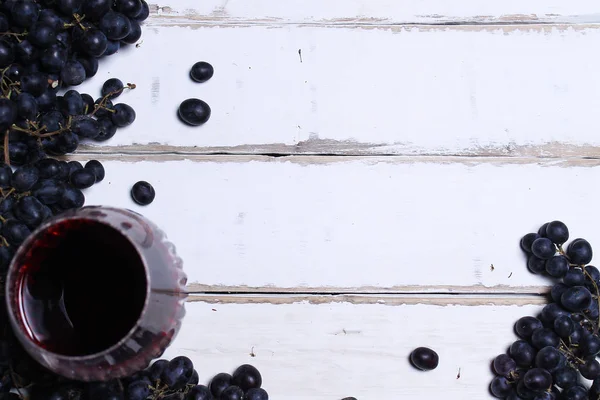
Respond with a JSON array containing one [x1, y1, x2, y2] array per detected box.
[[66, 152, 600, 168], [145, 19, 600, 33], [184, 293, 547, 306], [145, 7, 600, 27], [185, 284, 550, 296], [75, 142, 600, 160]]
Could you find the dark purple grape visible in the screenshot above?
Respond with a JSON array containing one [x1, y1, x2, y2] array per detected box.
[[580, 335, 600, 357], [115, 0, 142, 18], [15, 40, 38, 64], [111, 103, 135, 127], [122, 19, 141, 44], [32, 179, 63, 205], [552, 315, 574, 338], [21, 72, 49, 96], [578, 358, 600, 380], [409, 347, 439, 371], [148, 359, 168, 383], [79, 29, 108, 57], [561, 385, 587, 400], [190, 61, 214, 83], [545, 221, 569, 244], [0, 98, 17, 131], [77, 56, 99, 78], [40, 44, 67, 73], [523, 368, 552, 391], [55, 0, 82, 15], [509, 340, 536, 367], [531, 238, 556, 260], [178, 98, 211, 126], [103, 39, 120, 56], [126, 379, 151, 400], [531, 328, 559, 349], [535, 346, 563, 372], [85, 160, 105, 182], [493, 354, 517, 377], [0, 164, 12, 188], [561, 286, 592, 312], [16, 92, 38, 120], [490, 376, 512, 398], [527, 255, 546, 274], [133, 0, 149, 21], [161, 356, 194, 390], [0, 41, 15, 68], [540, 303, 569, 323], [82, 0, 111, 20], [101, 78, 124, 99], [184, 385, 212, 400], [553, 366, 578, 389], [70, 168, 96, 189], [59, 186, 84, 209], [567, 239, 593, 265], [545, 255, 569, 278], [58, 90, 84, 116], [209, 373, 232, 399], [28, 22, 57, 48], [14, 195, 46, 229], [233, 364, 262, 391], [515, 316, 543, 339], [95, 117, 117, 141], [71, 116, 100, 139], [99, 11, 131, 40], [220, 386, 244, 400], [564, 269, 586, 287], [131, 181, 154, 205], [245, 388, 269, 400], [2, 219, 30, 245], [10, 0, 40, 28], [11, 164, 39, 191]]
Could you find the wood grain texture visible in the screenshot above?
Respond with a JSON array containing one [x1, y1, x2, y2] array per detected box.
[[147, 0, 600, 24], [77, 156, 599, 292], [162, 300, 544, 399], [74, 23, 600, 156]]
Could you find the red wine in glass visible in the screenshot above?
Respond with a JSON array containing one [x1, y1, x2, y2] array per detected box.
[[5, 206, 187, 381]]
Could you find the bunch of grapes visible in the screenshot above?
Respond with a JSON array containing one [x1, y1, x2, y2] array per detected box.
[[0, 0, 151, 272], [0, 344, 269, 399], [490, 221, 600, 399]]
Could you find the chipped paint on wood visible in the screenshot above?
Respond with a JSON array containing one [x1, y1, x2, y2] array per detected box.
[[184, 283, 550, 295], [72, 24, 600, 155], [163, 301, 544, 399], [147, 1, 600, 25], [81, 159, 599, 291], [185, 293, 547, 306]]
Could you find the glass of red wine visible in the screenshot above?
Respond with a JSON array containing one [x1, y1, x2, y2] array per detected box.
[[5, 206, 188, 381]]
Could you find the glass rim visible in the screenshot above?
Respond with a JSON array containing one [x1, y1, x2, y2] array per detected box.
[[5, 207, 154, 362]]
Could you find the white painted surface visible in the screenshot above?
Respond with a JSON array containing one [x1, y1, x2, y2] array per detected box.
[[161, 300, 543, 399], [76, 156, 599, 292], [74, 24, 600, 155], [60, 2, 600, 398], [149, 0, 600, 24]]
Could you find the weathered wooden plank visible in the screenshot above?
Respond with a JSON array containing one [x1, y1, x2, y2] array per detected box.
[[74, 156, 597, 292], [147, 0, 600, 25], [162, 300, 543, 399], [75, 24, 600, 156]]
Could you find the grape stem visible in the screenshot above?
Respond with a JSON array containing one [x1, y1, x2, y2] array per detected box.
[[583, 268, 600, 334], [559, 338, 586, 365], [2, 129, 8, 167]]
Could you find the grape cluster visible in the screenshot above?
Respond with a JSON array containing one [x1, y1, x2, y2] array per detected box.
[[490, 221, 600, 399], [0, 327, 269, 400]]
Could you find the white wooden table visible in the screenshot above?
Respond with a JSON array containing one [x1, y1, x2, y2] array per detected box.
[[73, 1, 600, 398]]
